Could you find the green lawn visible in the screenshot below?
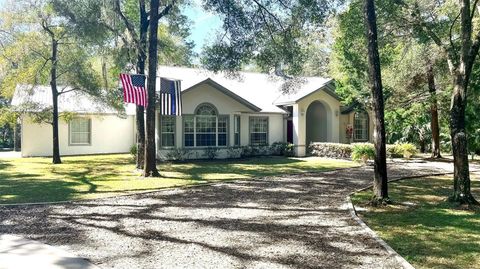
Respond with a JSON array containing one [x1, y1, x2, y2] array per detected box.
[[0, 154, 356, 204], [352, 175, 480, 269]]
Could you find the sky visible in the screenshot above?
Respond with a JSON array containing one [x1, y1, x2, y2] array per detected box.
[[182, 1, 222, 55]]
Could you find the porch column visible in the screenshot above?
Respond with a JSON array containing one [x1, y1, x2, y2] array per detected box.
[[292, 104, 306, 157]]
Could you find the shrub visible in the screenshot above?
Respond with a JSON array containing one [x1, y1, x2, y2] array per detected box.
[[164, 148, 191, 161], [241, 145, 271, 157], [227, 147, 243, 158], [351, 143, 375, 163], [309, 142, 353, 159], [270, 142, 295, 156], [204, 147, 218, 160], [386, 144, 403, 158], [130, 145, 137, 161], [399, 143, 418, 159]]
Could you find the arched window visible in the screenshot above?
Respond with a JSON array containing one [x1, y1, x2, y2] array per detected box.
[[354, 111, 369, 141], [184, 103, 228, 147], [195, 103, 217, 115]]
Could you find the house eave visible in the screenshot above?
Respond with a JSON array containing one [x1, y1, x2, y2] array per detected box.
[[181, 78, 262, 112]]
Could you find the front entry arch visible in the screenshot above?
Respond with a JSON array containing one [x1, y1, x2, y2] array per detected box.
[[306, 101, 328, 144]]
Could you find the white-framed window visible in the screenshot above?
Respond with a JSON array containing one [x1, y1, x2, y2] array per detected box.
[[234, 115, 240, 146], [69, 118, 91, 145], [183, 103, 229, 147], [354, 111, 369, 141], [249, 117, 268, 146], [184, 115, 195, 147], [160, 116, 175, 147]]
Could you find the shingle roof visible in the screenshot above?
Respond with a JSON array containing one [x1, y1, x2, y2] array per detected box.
[[12, 67, 338, 115], [11, 85, 134, 115], [157, 66, 338, 113]]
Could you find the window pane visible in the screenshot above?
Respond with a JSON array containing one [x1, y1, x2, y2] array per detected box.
[[234, 116, 240, 146], [184, 134, 194, 147], [249, 117, 268, 146], [354, 112, 368, 141], [196, 104, 217, 115], [250, 133, 267, 146], [184, 116, 194, 133], [70, 118, 90, 144], [161, 116, 175, 133], [218, 134, 227, 146], [197, 133, 216, 146], [162, 134, 174, 147], [196, 116, 216, 132], [218, 116, 228, 133]]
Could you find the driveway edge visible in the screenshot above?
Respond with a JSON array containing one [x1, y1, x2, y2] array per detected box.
[[345, 195, 415, 269], [346, 172, 454, 269]]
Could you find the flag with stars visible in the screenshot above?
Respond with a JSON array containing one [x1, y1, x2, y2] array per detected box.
[[160, 78, 182, 115], [120, 73, 147, 107]]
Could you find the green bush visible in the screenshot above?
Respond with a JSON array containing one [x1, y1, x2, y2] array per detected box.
[[399, 143, 418, 159], [130, 145, 137, 161], [270, 142, 294, 157], [204, 147, 219, 160], [386, 144, 403, 158], [164, 148, 191, 161], [351, 143, 375, 162]]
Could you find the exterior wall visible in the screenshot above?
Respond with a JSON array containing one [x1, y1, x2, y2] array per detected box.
[[21, 114, 135, 157], [156, 83, 286, 159], [293, 90, 342, 156], [338, 111, 374, 144]]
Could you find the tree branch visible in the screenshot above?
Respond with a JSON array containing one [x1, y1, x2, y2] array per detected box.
[[157, 1, 175, 21], [113, 0, 140, 48]]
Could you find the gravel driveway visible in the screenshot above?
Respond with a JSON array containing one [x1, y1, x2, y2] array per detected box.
[[0, 160, 456, 269]]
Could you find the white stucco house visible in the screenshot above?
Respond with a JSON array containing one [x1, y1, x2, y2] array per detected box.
[[11, 66, 373, 158]]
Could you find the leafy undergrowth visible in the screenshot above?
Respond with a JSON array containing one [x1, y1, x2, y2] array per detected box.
[[0, 154, 356, 204], [352, 175, 480, 269]]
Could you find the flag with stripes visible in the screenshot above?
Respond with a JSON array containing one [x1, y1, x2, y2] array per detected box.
[[160, 78, 182, 115], [120, 73, 147, 107]]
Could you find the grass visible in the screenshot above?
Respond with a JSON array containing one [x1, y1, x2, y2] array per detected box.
[[0, 154, 356, 204], [351, 175, 480, 269]]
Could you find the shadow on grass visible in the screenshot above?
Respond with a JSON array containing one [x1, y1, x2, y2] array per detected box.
[[354, 176, 480, 268], [0, 170, 390, 269], [0, 155, 354, 204]]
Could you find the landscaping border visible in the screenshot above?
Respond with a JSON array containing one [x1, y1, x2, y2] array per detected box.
[[346, 171, 454, 269]]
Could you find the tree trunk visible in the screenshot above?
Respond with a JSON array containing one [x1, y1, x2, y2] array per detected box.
[[447, 0, 478, 205], [135, 0, 148, 170], [144, 0, 160, 177], [427, 63, 442, 158], [449, 75, 478, 204], [364, 0, 388, 203], [51, 39, 61, 164]]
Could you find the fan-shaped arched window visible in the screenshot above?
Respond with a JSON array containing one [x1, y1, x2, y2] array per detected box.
[[195, 103, 217, 115], [184, 103, 228, 147], [354, 111, 369, 141]]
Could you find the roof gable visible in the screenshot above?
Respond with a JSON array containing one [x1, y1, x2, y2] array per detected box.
[[182, 78, 262, 112], [272, 79, 341, 105]]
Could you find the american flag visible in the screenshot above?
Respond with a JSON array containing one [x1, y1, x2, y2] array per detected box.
[[160, 78, 182, 115], [120, 73, 147, 107]]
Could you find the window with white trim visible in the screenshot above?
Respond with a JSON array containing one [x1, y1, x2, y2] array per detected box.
[[183, 103, 229, 147], [234, 115, 240, 146], [69, 118, 91, 145], [160, 116, 175, 147], [249, 117, 268, 146], [354, 111, 369, 141]]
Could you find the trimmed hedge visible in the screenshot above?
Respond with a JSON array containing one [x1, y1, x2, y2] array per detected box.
[[309, 143, 353, 159], [310, 142, 417, 159]]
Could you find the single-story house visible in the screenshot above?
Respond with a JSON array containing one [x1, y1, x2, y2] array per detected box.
[[11, 66, 373, 158]]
